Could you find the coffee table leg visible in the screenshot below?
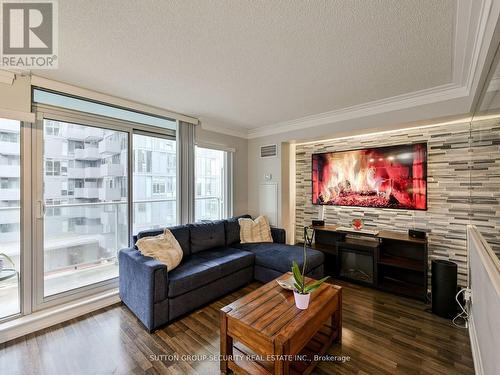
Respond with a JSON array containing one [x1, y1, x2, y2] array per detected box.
[[274, 337, 290, 375], [220, 307, 233, 374], [331, 289, 342, 343]]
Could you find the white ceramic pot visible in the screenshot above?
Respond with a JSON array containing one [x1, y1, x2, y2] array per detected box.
[[293, 290, 311, 309]]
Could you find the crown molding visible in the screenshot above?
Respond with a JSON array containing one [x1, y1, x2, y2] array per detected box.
[[247, 83, 468, 139], [200, 122, 250, 139]]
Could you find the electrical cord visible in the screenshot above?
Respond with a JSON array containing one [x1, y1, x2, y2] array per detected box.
[[452, 288, 469, 328]]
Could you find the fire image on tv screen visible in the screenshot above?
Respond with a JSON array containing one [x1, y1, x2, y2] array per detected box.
[[312, 143, 427, 210]]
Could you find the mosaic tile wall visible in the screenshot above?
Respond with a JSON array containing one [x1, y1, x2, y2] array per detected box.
[[295, 119, 500, 286]]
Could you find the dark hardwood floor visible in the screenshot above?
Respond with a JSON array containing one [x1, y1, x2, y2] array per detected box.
[[0, 280, 474, 375]]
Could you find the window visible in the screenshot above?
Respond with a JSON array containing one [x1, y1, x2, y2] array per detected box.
[[41, 120, 129, 297], [4, 89, 184, 321], [133, 133, 176, 234], [195, 147, 232, 221], [152, 180, 166, 195]]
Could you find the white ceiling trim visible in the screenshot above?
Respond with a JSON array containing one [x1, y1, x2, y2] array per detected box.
[[200, 122, 249, 139], [202, 0, 494, 140]]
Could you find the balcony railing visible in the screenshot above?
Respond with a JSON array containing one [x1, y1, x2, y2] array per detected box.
[[0, 197, 224, 294], [74, 147, 100, 161], [0, 141, 20, 156]]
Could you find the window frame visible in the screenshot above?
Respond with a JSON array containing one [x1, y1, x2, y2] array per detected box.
[[31, 103, 178, 311]]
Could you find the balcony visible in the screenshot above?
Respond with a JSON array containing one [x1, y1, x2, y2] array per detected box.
[[99, 188, 121, 201], [84, 127, 104, 141], [85, 206, 102, 219], [99, 138, 121, 156], [84, 167, 101, 179], [74, 147, 100, 161], [100, 164, 122, 177], [67, 167, 85, 179], [0, 141, 20, 156], [0, 188, 20, 201], [74, 187, 99, 199], [65, 127, 85, 140], [0, 231, 19, 242], [0, 165, 20, 178], [0, 121, 19, 132], [74, 223, 102, 235], [0, 207, 20, 224]]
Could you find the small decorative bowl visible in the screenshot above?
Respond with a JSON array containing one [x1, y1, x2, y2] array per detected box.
[[276, 276, 295, 291]]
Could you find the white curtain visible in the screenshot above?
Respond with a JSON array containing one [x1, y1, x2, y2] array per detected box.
[[177, 121, 196, 224]]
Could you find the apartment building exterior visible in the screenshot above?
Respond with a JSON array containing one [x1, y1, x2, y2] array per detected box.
[[0, 119, 224, 286]]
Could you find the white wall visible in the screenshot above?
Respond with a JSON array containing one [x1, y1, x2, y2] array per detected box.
[[467, 226, 500, 375], [196, 126, 248, 216]]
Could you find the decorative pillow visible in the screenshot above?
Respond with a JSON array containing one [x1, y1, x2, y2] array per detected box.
[[136, 228, 183, 270], [238, 216, 273, 244]]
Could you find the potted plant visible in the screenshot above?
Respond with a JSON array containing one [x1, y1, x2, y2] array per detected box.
[[0, 253, 15, 272], [292, 228, 329, 309]]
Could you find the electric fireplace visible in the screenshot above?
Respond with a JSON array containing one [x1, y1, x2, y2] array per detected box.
[[312, 143, 427, 210]]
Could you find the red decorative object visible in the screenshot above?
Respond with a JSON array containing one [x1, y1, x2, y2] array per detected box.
[[312, 143, 427, 210], [352, 219, 364, 231]]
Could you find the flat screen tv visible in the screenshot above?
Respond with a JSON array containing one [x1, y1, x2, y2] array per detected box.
[[312, 143, 427, 210]]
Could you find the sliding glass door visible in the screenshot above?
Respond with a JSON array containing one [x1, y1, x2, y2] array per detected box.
[[0, 118, 21, 320], [133, 132, 176, 234], [36, 117, 129, 301]]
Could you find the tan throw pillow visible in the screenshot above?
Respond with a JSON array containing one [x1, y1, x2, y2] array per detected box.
[[136, 229, 183, 270], [239, 216, 273, 244]]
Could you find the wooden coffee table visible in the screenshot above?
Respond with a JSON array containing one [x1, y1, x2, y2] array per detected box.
[[220, 272, 342, 375]]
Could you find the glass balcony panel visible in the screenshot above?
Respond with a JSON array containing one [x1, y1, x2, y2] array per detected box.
[[43, 120, 128, 297]]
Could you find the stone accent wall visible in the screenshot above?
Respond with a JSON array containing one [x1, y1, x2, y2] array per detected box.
[[295, 119, 500, 286]]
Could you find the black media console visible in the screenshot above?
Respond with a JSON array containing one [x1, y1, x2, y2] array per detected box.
[[309, 225, 428, 301]]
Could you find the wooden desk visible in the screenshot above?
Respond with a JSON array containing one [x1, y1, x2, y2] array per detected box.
[[220, 272, 342, 375]]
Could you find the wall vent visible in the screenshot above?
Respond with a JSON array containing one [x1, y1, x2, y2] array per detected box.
[[260, 144, 277, 158]]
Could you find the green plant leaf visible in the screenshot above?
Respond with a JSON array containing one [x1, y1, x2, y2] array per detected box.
[[293, 282, 303, 293], [292, 261, 303, 284], [304, 276, 330, 293]]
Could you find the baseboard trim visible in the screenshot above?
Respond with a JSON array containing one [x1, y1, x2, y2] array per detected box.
[[469, 314, 485, 375], [0, 289, 120, 344]]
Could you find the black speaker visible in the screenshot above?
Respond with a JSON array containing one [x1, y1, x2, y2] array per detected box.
[[312, 220, 325, 227], [409, 229, 426, 239], [431, 260, 458, 318]]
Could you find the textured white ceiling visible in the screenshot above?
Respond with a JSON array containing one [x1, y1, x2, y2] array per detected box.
[[37, 0, 455, 130]]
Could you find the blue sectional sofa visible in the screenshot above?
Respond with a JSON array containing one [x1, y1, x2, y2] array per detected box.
[[119, 215, 324, 331]]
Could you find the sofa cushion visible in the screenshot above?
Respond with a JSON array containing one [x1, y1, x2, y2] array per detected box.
[[195, 247, 255, 277], [234, 243, 324, 274], [224, 214, 252, 246], [189, 220, 226, 253], [137, 225, 191, 257], [167, 247, 254, 297], [136, 229, 183, 271], [239, 216, 273, 243], [167, 257, 221, 297]]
